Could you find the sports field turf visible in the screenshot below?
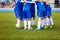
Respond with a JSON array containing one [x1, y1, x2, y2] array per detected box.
[[0, 12, 60, 40]]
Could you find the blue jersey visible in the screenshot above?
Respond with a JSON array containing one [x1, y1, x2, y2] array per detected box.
[[14, 0, 24, 10], [14, 0, 24, 19], [27, 0, 32, 1], [23, 0, 32, 11], [46, 4, 51, 12], [45, 4, 52, 16], [43, 2, 51, 12], [30, 3, 35, 17], [14, 0, 21, 10], [36, 1, 46, 11], [36, 1, 46, 18], [23, 0, 33, 19], [16, 0, 21, 2]]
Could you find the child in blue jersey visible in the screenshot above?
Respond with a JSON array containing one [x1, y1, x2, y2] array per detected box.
[[35, 0, 46, 30], [30, 1, 35, 26], [43, 0, 54, 29], [14, 0, 24, 29], [23, 0, 34, 30]]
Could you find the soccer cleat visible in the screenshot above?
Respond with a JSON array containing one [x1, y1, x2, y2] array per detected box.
[[30, 27, 33, 29], [41, 27, 44, 29], [16, 24, 18, 27], [16, 24, 20, 28], [50, 25, 54, 29], [35, 28, 41, 30], [17, 28, 22, 30], [44, 26, 48, 29], [16, 24, 21, 29], [24, 27, 27, 30], [28, 27, 33, 30], [24, 28, 26, 30], [31, 24, 35, 27]]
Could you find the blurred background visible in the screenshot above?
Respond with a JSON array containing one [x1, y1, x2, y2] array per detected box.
[[0, 0, 16, 8], [0, 0, 60, 40], [0, 0, 60, 8]]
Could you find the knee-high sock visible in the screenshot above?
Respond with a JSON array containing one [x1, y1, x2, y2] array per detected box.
[[24, 20, 27, 29], [37, 18, 41, 28], [45, 18, 50, 26], [28, 20, 31, 29], [50, 17, 54, 25], [41, 19, 45, 28], [16, 19, 20, 28], [31, 20, 35, 25]]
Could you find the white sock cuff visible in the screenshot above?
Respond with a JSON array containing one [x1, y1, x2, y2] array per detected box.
[[17, 19, 21, 24], [28, 21, 31, 29], [24, 20, 27, 29], [45, 18, 50, 26], [28, 21, 31, 25], [50, 17, 54, 25]]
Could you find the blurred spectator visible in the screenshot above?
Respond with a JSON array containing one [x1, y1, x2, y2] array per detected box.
[[10, 0, 16, 8], [5, 0, 10, 8], [0, 0, 16, 8], [0, 0, 5, 8], [54, 0, 60, 8]]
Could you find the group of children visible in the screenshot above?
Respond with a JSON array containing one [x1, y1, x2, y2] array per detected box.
[[14, 0, 54, 30]]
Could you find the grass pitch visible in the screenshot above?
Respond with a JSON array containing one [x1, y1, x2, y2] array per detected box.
[[0, 12, 60, 40]]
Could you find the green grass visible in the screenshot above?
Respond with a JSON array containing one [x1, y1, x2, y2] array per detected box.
[[0, 12, 60, 40]]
